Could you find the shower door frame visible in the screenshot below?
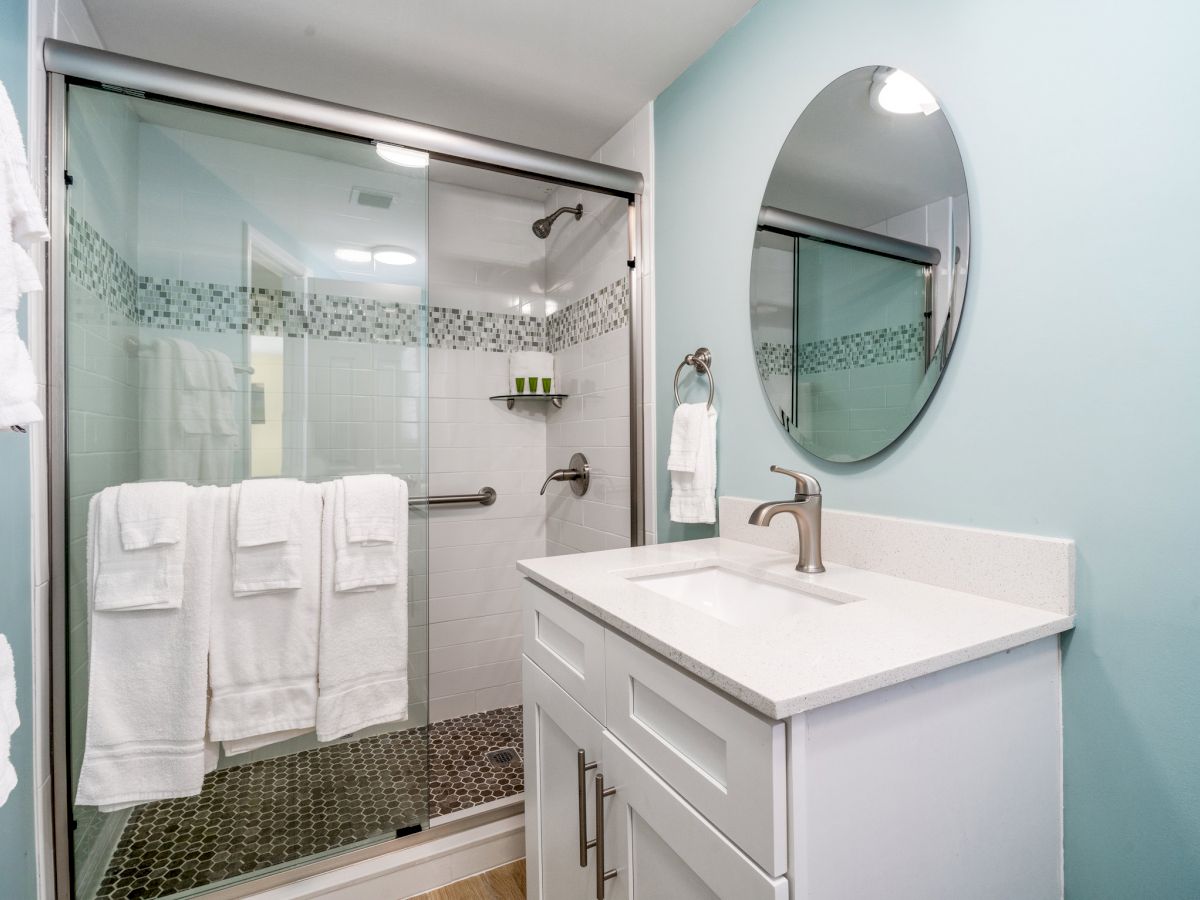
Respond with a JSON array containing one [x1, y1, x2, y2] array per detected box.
[[44, 41, 647, 900]]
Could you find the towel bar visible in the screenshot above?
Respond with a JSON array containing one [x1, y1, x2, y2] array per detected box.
[[673, 347, 714, 409], [410, 487, 497, 507]]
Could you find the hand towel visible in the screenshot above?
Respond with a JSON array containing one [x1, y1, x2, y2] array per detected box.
[[0, 634, 17, 808], [222, 728, 312, 757], [93, 486, 187, 612], [669, 407, 718, 524], [117, 481, 189, 550], [233, 479, 303, 595], [666, 403, 706, 473], [342, 474, 401, 544], [75, 485, 219, 809], [317, 481, 409, 742], [0, 80, 50, 429], [333, 478, 403, 592], [208, 483, 320, 747]]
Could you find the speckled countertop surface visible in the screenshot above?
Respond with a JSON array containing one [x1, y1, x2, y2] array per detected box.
[[518, 537, 1074, 720]]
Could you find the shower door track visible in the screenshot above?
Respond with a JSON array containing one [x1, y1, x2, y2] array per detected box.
[[44, 39, 647, 899]]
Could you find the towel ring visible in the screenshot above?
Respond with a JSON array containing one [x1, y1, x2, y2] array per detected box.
[[673, 347, 715, 410]]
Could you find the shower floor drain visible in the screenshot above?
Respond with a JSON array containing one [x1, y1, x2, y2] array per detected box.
[[486, 747, 520, 768]]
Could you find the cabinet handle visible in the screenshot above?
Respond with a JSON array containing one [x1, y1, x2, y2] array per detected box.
[[577, 749, 598, 867], [594, 772, 617, 899]]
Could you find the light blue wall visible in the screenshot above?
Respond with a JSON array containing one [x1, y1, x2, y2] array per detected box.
[[0, 0, 38, 897], [654, 0, 1200, 896]]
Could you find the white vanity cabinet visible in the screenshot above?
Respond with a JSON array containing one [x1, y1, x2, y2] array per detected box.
[[522, 574, 1066, 900]]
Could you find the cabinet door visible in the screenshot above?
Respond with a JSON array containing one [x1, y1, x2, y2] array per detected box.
[[599, 733, 788, 900], [524, 656, 604, 900]]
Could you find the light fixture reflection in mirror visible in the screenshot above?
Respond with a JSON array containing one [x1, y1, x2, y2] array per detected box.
[[749, 66, 970, 463]]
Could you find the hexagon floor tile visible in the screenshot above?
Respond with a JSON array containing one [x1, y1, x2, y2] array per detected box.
[[93, 705, 523, 899]]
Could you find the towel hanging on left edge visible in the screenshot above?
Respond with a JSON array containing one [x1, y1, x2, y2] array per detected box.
[[0, 79, 51, 430]]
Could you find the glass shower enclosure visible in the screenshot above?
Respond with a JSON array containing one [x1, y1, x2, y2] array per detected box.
[[63, 84, 432, 898]]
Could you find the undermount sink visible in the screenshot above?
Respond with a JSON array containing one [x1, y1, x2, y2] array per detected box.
[[627, 563, 849, 629]]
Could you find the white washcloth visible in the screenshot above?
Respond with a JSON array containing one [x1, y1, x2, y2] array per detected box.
[[317, 481, 409, 742], [0, 80, 50, 429], [117, 481, 189, 551], [233, 479, 303, 595], [75, 486, 219, 809], [93, 486, 187, 612], [669, 407, 718, 524], [0, 634, 17, 808], [209, 483, 321, 746], [509, 350, 554, 383], [333, 479, 403, 592], [343, 474, 401, 544], [666, 403, 706, 473]]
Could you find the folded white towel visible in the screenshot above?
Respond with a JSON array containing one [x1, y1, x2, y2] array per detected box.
[[666, 403, 706, 473], [669, 407, 718, 524], [342, 474, 401, 544], [117, 481, 189, 551], [509, 350, 554, 383], [317, 481, 410, 742], [222, 728, 312, 758], [333, 479, 403, 592], [93, 486, 187, 612], [237, 478, 300, 547], [75, 486, 219, 809], [0, 634, 17, 808], [209, 483, 321, 746]]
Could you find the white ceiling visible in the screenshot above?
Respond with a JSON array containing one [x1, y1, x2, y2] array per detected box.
[[81, 0, 758, 159]]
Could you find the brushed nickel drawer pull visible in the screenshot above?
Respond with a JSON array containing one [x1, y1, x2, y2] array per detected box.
[[595, 772, 617, 898], [577, 749, 598, 867]]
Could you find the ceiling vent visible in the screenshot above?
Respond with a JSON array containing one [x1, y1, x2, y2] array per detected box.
[[351, 187, 394, 210]]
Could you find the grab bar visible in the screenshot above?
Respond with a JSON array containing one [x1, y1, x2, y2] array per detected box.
[[410, 487, 496, 507]]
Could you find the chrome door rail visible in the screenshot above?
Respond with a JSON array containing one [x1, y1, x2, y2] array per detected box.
[[412, 487, 497, 507]]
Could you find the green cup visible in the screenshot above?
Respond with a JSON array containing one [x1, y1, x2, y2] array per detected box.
[[527, 375, 539, 394], [515, 376, 525, 393], [542, 377, 552, 394]]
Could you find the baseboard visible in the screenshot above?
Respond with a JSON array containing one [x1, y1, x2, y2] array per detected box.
[[247, 813, 525, 900]]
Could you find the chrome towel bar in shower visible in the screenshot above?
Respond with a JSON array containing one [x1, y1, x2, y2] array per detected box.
[[673, 347, 714, 410], [410, 486, 497, 507]]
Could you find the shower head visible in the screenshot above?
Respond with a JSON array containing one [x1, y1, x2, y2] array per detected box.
[[532, 203, 582, 239]]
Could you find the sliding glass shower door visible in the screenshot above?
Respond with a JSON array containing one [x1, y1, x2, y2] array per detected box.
[[64, 83, 430, 899]]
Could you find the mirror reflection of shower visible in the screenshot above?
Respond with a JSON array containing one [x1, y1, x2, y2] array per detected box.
[[531, 202, 582, 238]]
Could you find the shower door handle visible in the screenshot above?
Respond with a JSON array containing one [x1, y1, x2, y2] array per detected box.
[[594, 772, 617, 898], [577, 750, 597, 867]]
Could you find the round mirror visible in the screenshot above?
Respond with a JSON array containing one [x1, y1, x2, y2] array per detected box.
[[750, 66, 969, 462]]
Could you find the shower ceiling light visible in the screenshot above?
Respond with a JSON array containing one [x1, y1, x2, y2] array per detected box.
[[870, 68, 940, 116], [334, 247, 373, 263], [375, 143, 430, 168], [372, 246, 418, 266]]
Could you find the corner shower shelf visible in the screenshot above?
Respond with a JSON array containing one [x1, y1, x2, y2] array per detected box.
[[490, 393, 569, 410]]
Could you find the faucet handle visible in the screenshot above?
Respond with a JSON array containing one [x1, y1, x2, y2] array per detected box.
[[770, 465, 822, 498]]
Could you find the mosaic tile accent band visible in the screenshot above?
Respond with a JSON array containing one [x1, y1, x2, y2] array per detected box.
[[546, 277, 631, 351], [72, 211, 626, 353], [755, 321, 926, 379], [94, 706, 523, 900]]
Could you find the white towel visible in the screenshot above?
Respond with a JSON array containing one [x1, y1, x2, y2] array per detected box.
[[666, 403, 706, 473], [116, 481, 189, 551], [333, 479, 403, 592], [509, 350, 554, 383], [0, 80, 50, 429], [0, 634, 17, 808], [669, 407, 718, 524], [75, 486, 218, 809], [233, 479, 303, 595], [317, 481, 409, 742], [342, 474, 401, 544], [221, 728, 312, 758], [93, 486, 187, 612], [209, 483, 321, 747]]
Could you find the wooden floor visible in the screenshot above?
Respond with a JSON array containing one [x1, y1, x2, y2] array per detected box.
[[409, 859, 526, 899]]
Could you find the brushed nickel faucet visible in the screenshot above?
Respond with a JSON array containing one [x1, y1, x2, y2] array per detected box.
[[748, 465, 825, 573]]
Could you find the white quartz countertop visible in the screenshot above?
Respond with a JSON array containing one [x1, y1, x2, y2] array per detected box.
[[517, 537, 1074, 720]]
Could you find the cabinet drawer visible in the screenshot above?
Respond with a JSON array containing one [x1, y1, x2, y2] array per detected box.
[[522, 578, 606, 720], [604, 632, 787, 877], [600, 732, 788, 900]]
